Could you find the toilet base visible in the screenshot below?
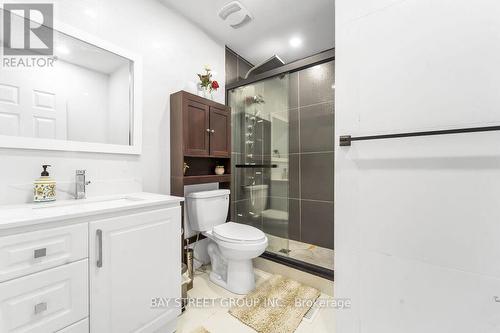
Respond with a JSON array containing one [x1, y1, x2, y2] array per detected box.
[[209, 259, 256, 295], [207, 241, 257, 295]]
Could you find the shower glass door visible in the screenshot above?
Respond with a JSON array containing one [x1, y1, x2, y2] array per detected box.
[[229, 74, 290, 256], [228, 60, 335, 272]]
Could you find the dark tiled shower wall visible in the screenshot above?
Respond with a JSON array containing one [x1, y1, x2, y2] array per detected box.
[[226, 47, 253, 85], [226, 45, 268, 222], [288, 61, 335, 249]]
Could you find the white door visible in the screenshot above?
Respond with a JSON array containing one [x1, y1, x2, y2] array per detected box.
[[0, 67, 67, 139], [89, 207, 181, 333]]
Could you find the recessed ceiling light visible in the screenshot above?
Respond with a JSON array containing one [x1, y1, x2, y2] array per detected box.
[[289, 37, 302, 48], [56, 45, 70, 55]]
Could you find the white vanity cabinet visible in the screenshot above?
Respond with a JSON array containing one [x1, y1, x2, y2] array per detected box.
[[0, 193, 183, 333], [89, 207, 181, 333]]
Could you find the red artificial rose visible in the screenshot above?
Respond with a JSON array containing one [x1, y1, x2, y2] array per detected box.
[[211, 80, 219, 90]]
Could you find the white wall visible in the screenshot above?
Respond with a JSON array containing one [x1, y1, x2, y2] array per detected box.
[[63, 61, 109, 144], [335, 1, 500, 332], [107, 64, 130, 145], [0, 0, 225, 204]]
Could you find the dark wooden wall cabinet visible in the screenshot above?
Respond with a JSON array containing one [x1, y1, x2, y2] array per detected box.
[[182, 99, 230, 157], [170, 91, 231, 197]]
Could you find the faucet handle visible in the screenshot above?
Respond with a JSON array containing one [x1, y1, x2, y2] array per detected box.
[[76, 170, 86, 175]]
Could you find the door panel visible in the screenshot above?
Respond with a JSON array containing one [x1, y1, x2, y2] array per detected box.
[[0, 70, 67, 140], [183, 99, 209, 156], [90, 207, 181, 333], [209, 106, 230, 157]]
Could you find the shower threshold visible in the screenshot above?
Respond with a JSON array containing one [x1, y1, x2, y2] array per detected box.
[[264, 234, 334, 280]]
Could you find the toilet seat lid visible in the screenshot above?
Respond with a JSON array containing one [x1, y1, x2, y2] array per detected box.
[[213, 222, 266, 243]]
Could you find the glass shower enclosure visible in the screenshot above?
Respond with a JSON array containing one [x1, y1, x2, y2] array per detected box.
[[228, 58, 335, 273], [229, 74, 291, 254]]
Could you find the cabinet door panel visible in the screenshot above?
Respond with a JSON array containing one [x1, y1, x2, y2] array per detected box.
[[184, 99, 210, 156], [209, 106, 230, 157], [89, 207, 181, 333]]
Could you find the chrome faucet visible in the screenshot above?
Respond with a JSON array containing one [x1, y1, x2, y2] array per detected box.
[[75, 170, 91, 199]]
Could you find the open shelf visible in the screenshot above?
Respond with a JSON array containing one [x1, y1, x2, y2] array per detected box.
[[183, 174, 231, 185]]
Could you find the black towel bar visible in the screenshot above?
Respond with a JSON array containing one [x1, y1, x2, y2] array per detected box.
[[340, 125, 500, 146]]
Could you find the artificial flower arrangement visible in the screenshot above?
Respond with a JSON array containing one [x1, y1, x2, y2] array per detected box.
[[197, 65, 219, 93]]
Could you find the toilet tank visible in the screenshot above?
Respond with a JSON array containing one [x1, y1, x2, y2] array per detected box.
[[186, 189, 230, 232]]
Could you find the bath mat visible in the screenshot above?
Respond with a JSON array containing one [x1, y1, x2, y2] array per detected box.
[[229, 275, 320, 333], [190, 327, 210, 333]]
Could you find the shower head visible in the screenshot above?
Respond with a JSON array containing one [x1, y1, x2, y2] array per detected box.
[[244, 55, 285, 79]]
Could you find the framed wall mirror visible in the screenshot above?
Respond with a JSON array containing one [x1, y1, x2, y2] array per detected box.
[[0, 9, 142, 154]]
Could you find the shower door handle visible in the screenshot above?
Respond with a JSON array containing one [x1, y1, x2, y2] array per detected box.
[[235, 164, 278, 168]]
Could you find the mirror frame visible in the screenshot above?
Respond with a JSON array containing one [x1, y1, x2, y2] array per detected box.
[[0, 18, 143, 155]]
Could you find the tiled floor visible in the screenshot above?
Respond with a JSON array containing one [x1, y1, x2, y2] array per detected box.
[[267, 234, 334, 270], [176, 267, 335, 333]]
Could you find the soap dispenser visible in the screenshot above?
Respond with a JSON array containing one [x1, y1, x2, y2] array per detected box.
[[34, 165, 56, 202]]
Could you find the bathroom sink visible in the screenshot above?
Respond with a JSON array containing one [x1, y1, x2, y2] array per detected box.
[[31, 196, 144, 210], [0, 192, 183, 230]]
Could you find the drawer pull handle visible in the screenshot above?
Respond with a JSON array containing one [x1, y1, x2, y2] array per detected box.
[[34, 302, 47, 314], [34, 248, 46, 259], [97, 229, 103, 268]]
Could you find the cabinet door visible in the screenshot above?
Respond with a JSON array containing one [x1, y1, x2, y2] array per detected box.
[[209, 106, 231, 157], [183, 99, 210, 156], [89, 207, 181, 333]]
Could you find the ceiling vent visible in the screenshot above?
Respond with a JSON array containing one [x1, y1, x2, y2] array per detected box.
[[218, 1, 253, 29]]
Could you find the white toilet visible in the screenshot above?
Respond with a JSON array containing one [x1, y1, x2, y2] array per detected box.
[[186, 189, 268, 294]]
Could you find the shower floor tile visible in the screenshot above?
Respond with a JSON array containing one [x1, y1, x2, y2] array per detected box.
[[267, 234, 334, 270]]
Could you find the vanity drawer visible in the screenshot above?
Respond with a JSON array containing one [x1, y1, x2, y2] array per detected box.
[[0, 223, 88, 282], [0, 259, 88, 333], [56, 318, 89, 333]]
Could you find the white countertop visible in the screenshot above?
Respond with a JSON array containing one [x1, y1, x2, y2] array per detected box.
[[0, 192, 183, 230]]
